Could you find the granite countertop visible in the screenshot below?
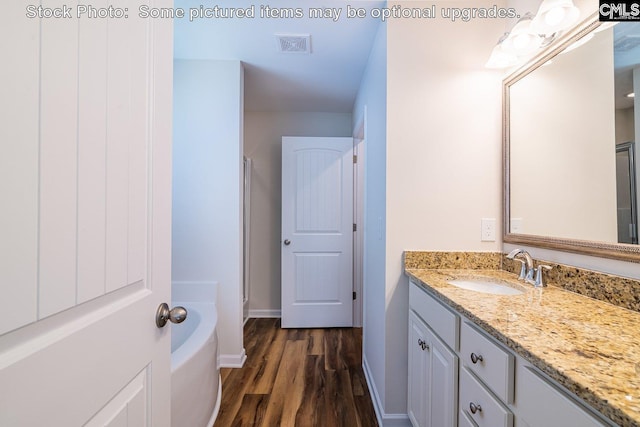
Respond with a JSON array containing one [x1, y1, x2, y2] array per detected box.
[[406, 267, 640, 427]]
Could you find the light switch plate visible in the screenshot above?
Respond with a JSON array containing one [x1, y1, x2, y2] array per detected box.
[[511, 218, 523, 234], [481, 218, 496, 242]]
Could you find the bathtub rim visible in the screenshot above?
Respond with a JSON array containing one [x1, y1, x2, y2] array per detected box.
[[206, 376, 222, 427], [170, 300, 217, 373]]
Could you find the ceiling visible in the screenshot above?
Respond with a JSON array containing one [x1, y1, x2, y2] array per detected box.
[[174, 0, 385, 112], [614, 22, 640, 110]]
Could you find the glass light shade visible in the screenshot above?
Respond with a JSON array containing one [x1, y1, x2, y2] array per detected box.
[[501, 17, 543, 55], [485, 44, 519, 69], [530, 0, 580, 35]]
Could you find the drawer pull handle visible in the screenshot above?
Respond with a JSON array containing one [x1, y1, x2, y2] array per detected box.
[[417, 339, 429, 351], [469, 402, 482, 414], [470, 352, 484, 364]]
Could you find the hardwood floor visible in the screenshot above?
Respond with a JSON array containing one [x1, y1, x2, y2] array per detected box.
[[214, 318, 379, 427]]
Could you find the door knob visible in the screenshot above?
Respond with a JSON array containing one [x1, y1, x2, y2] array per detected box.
[[156, 303, 188, 328], [284, 239, 291, 246]]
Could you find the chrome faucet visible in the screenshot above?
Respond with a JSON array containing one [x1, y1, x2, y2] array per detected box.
[[506, 249, 552, 288], [506, 249, 535, 285]]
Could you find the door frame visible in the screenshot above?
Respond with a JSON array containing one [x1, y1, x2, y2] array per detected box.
[[353, 112, 366, 328]]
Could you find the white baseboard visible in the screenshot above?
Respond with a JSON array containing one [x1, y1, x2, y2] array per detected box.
[[362, 356, 411, 427], [248, 309, 281, 318], [219, 348, 247, 368], [363, 356, 384, 427], [380, 413, 411, 426]]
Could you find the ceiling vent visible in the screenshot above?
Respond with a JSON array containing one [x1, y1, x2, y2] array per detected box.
[[275, 34, 311, 54]]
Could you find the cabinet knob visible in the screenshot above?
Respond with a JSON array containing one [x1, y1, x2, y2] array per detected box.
[[469, 402, 482, 414], [470, 352, 484, 364], [417, 338, 429, 351]]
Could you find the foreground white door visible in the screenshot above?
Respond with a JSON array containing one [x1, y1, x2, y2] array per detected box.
[[281, 137, 353, 328], [0, 2, 173, 425]]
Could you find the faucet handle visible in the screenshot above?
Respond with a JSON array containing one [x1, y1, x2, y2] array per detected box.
[[534, 264, 552, 287]]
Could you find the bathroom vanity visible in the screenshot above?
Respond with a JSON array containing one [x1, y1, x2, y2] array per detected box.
[[405, 253, 640, 427], [404, 11, 640, 427]]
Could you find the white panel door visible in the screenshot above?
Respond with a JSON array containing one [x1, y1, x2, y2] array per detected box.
[[281, 137, 353, 328], [0, 1, 174, 425]]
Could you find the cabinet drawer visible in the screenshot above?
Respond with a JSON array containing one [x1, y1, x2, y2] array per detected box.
[[460, 321, 514, 403], [515, 363, 607, 427], [460, 368, 513, 427], [409, 281, 459, 350]]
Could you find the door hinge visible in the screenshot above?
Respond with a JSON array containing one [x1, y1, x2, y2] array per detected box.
[[353, 291, 357, 300], [353, 155, 357, 163], [353, 223, 357, 232]]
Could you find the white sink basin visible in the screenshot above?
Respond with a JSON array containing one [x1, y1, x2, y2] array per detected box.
[[447, 277, 525, 295]]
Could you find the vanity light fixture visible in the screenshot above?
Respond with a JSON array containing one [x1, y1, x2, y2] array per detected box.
[[501, 13, 543, 56], [484, 0, 582, 69], [530, 0, 580, 36], [486, 33, 519, 69]]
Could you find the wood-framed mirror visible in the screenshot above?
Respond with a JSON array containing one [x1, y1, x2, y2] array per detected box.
[[503, 13, 640, 262]]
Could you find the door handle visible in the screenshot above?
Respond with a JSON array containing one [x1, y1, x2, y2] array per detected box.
[[156, 303, 188, 328], [283, 239, 291, 246]]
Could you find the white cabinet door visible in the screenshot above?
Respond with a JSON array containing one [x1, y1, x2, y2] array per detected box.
[[427, 326, 458, 427], [281, 137, 353, 328], [408, 310, 458, 427], [0, 2, 174, 425], [409, 311, 430, 427]]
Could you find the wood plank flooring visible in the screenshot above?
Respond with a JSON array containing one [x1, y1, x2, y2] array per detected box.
[[214, 318, 379, 427]]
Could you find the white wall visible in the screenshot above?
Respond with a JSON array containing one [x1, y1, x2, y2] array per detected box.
[[243, 112, 353, 316], [173, 59, 245, 366], [353, 20, 388, 426], [354, 2, 505, 424], [385, 0, 504, 418]]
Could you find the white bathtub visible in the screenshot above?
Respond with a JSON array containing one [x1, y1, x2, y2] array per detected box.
[[171, 283, 220, 427]]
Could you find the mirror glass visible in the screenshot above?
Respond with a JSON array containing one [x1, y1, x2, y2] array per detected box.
[[506, 21, 640, 257]]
